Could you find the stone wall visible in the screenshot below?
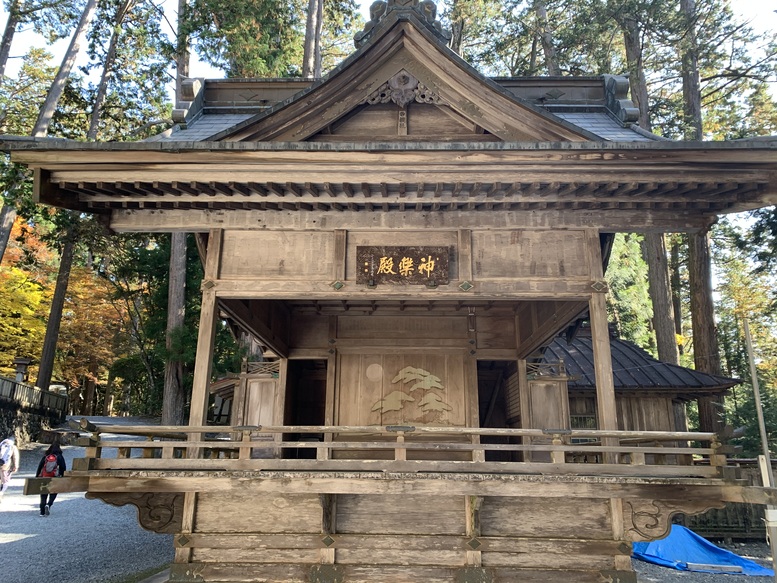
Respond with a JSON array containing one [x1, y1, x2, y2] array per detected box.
[[0, 403, 61, 445]]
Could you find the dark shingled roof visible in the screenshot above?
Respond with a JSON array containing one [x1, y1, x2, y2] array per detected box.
[[542, 330, 737, 396]]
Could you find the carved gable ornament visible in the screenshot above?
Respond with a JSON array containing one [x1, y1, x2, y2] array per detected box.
[[359, 70, 445, 108]]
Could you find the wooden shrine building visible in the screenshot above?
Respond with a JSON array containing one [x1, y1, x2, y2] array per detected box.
[[7, 1, 777, 581]]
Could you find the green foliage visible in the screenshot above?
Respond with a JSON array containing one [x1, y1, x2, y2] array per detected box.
[[181, 0, 306, 77], [81, 0, 172, 140], [103, 233, 241, 416], [605, 233, 655, 352], [320, 0, 362, 73], [713, 219, 777, 457]]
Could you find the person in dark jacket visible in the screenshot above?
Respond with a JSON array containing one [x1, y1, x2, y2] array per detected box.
[[35, 441, 66, 516]]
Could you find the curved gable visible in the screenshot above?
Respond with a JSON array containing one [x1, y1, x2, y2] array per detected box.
[[219, 12, 595, 143]]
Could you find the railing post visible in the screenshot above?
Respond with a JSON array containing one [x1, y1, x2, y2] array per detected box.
[[240, 428, 253, 460], [72, 432, 101, 471], [710, 436, 729, 477], [471, 434, 485, 463], [395, 431, 406, 461], [550, 433, 566, 465]]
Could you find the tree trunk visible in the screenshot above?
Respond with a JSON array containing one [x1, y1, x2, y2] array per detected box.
[[32, 0, 99, 137], [642, 234, 679, 364], [0, 0, 21, 79], [302, 0, 317, 77], [535, 0, 560, 75], [680, 0, 703, 140], [87, 0, 134, 141], [162, 232, 187, 425], [448, 0, 464, 55], [0, 203, 17, 263], [689, 229, 723, 432], [82, 373, 96, 415], [103, 370, 116, 415], [176, 0, 190, 100], [670, 238, 683, 339], [35, 234, 76, 392], [621, 15, 651, 131], [313, 0, 323, 77], [302, 0, 324, 77]]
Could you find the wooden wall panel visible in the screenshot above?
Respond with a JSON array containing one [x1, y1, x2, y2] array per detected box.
[[480, 497, 612, 539], [191, 548, 320, 564], [219, 231, 334, 279], [336, 549, 465, 567], [617, 395, 675, 432], [337, 494, 464, 535], [337, 315, 468, 340], [523, 380, 570, 431], [472, 230, 588, 278], [289, 314, 329, 348], [194, 492, 321, 534], [336, 352, 469, 427], [482, 551, 615, 570], [475, 312, 517, 349]]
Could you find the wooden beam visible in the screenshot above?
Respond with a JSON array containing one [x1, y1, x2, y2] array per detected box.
[[219, 299, 290, 358], [107, 209, 715, 233]]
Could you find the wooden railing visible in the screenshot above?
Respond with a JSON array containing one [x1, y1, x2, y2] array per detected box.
[[72, 420, 734, 480], [0, 377, 68, 419]]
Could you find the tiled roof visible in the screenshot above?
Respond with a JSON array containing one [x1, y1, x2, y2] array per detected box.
[[542, 333, 737, 394], [554, 112, 657, 142], [146, 114, 255, 142]]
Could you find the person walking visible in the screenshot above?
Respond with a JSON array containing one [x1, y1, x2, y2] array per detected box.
[[35, 441, 66, 516], [0, 435, 20, 500]]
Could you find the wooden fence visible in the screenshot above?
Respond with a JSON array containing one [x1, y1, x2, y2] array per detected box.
[[681, 463, 771, 540], [0, 377, 68, 422]]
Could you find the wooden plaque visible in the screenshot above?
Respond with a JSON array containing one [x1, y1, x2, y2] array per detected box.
[[356, 246, 450, 285]]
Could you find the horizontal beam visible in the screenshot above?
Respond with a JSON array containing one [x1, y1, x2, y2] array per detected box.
[[30, 472, 777, 505], [208, 278, 595, 301], [107, 209, 714, 233], [11, 142, 777, 163], [43, 166, 771, 185]]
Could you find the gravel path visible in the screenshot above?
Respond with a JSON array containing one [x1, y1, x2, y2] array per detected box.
[[0, 417, 173, 583], [2, 416, 774, 583]]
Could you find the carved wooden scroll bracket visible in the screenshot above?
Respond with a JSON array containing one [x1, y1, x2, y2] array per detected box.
[[623, 498, 726, 542], [86, 491, 184, 534]]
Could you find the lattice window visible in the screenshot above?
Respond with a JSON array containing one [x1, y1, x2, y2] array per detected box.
[[245, 361, 280, 376]]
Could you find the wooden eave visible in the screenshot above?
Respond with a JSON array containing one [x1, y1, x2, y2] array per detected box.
[[9, 141, 776, 230], [215, 12, 595, 143]]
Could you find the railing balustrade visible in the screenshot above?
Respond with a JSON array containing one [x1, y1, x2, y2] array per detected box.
[[0, 377, 68, 418], [72, 420, 733, 480]]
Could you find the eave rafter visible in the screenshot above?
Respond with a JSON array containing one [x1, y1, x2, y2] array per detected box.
[[54, 178, 769, 216]]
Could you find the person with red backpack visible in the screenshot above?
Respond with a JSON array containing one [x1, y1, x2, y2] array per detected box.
[[35, 441, 66, 516]]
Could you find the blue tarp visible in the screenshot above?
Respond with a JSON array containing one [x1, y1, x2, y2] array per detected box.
[[633, 525, 774, 576]]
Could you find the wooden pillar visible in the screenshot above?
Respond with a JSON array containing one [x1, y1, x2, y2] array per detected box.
[[586, 230, 617, 432], [590, 292, 617, 431], [188, 229, 223, 427]]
